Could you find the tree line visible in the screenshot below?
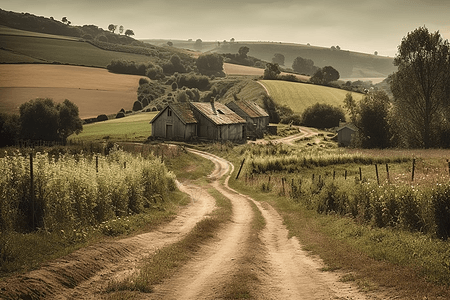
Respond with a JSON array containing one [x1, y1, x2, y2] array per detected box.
[[0, 98, 83, 147]]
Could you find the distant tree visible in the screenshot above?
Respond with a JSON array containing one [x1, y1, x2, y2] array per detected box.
[[61, 17, 68, 24], [374, 51, 378, 56], [194, 39, 202, 50], [238, 46, 250, 58], [230, 38, 235, 42], [336, 45, 341, 50], [196, 53, 224, 74], [302, 103, 345, 129], [310, 66, 340, 84], [292, 56, 317, 75], [167, 41, 173, 47], [263, 62, 281, 80], [124, 29, 134, 37], [108, 24, 117, 33], [390, 26, 450, 148], [119, 25, 124, 34], [331, 46, 336, 50], [272, 53, 285, 66], [19, 98, 82, 143]]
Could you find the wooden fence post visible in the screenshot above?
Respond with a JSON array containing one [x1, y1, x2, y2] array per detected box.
[[236, 158, 246, 180], [344, 170, 347, 180], [386, 163, 390, 183], [447, 159, 450, 176], [96, 155, 99, 173], [359, 167, 362, 181], [412, 159, 416, 181], [282, 178, 285, 195], [333, 170, 336, 180], [375, 164, 380, 185], [30, 153, 35, 230]]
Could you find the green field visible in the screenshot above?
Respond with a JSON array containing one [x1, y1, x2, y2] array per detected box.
[[260, 80, 365, 114], [69, 112, 157, 143], [0, 35, 156, 67]]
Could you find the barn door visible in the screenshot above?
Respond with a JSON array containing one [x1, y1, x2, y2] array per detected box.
[[166, 124, 173, 139]]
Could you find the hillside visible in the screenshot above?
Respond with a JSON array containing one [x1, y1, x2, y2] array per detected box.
[[145, 39, 396, 80]]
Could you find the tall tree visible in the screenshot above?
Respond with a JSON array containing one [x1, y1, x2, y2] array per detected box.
[[391, 26, 450, 148], [272, 53, 285, 66], [108, 24, 117, 33], [119, 25, 124, 35]]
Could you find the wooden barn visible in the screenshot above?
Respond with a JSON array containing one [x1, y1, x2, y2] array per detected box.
[[190, 101, 247, 141], [336, 123, 357, 147], [226, 100, 269, 138], [150, 101, 247, 142], [150, 103, 198, 141]]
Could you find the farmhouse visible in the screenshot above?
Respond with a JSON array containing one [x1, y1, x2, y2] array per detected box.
[[150, 101, 247, 142], [226, 100, 269, 138], [336, 123, 357, 147]]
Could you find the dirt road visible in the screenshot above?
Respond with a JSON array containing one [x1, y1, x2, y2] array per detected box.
[[0, 148, 378, 299]]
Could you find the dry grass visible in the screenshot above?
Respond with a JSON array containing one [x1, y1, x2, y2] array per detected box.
[[0, 64, 143, 118]]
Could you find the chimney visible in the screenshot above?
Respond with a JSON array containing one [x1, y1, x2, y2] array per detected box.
[[210, 97, 217, 114]]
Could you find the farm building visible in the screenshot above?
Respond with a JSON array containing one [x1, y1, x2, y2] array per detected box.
[[336, 123, 357, 147], [150, 101, 247, 142], [226, 100, 269, 138]]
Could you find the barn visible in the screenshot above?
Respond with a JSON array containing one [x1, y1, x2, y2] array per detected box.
[[150, 101, 247, 142], [336, 123, 357, 147], [226, 100, 269, 138], [150, 103, 198, 141]]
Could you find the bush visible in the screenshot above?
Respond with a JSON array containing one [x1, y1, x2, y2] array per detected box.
[[97, 114, 108, 122], [177, 73, 210, 90], [133, 101, 143, 111], [302, 103, 345, 129], [139, 77, 150, 85], [116, 112, 125, 119]]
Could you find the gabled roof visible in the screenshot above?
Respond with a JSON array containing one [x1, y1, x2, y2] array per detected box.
[[337, 123, 358, 132], [150, 103, 198, 125], [229, 100, 269, 118], [190, 102, 246, 125]]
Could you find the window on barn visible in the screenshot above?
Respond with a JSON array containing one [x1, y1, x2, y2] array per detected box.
[[168, 108, 172, 117]]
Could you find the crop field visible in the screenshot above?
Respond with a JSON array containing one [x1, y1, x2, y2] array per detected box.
[[0, 64, 144, 118], [69, 112, 157, 143], [259, 80, 365, 114]]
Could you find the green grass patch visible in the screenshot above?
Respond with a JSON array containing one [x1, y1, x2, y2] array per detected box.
[[69, 112, 157, 143], [164, 150, 215, 182], [0, 35, 155, 67], [260, 80, 364, 115]]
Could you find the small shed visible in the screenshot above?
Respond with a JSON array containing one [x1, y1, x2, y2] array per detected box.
[[226, 100, 269, 138], [190, 101, 247, 142], [150, 103, 198, 141], [336, 123, 357, 147]]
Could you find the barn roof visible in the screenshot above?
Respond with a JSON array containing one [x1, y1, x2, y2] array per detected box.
[[337, 123, 358, 132], [229, 100, 269, 118], [150, 103, 198, 125], [190, 101, 246, 125]]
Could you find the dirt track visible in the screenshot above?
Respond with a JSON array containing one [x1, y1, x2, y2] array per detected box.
[[0, 147, 382, 299]]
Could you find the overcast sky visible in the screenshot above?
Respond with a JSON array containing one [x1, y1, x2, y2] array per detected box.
[[1, 0, 449, 57]]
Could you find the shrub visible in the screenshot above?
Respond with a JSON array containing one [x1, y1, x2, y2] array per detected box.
[[139, 77, 150, 85], [116, 112, 125, 119], [82, 34, 93, 40], [141, 98, 149, 108], [177, 73, 210, 90], [302, 103, 345, 129], [132, 101, 143, 111], [97, 114, 108, 122]]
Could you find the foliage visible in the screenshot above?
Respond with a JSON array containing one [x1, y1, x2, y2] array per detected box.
[[390, 26, 450, 148], [310, 66, 340, 85], [292, 56, 318, 75], [0, 113, 20, 147], [0, 146, 176, 233], [238, 46, 250, 58], [263, 62, 281, 80], [124, 29, 134, 37], [176, 73, 210, 90], [107, 59, 148, 75], [195, 53, 224, 75], [133, 100, 143, 111], [19, 98, 82, 143], [302, 103, 345, 129], [272, 53, 285, 66]]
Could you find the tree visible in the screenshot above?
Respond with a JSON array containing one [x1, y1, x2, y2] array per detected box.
[[374, 51, 378, 56], [196, 53, 224, 75], [272, 53, 285, 66], [119, 25, 124, 34], [310, 66, 339, 85], [390, 26, 450, 148], [292, 56, 317, 75], [230, 38, 235, 42], [301, 103, 345, 129], [194, 39, 202, 50], [19, 98, 82, 142], [344, 91, 391, 148], [108, 24, 117, 33], [0, 113, 20, 147], [61, 17, 68, 24], [167, 41, 173, 47], [124, 29, 134, 37], [238, 46, 250, 58], [263, 62, 280, 80]]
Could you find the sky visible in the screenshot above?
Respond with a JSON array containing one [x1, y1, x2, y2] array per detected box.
[[1, 0, 450, 57]]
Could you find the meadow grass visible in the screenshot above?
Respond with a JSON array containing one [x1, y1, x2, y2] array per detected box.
[[69, 112, 157, 143], [260, 80, 364, 115], [0, 35, 155, 67]]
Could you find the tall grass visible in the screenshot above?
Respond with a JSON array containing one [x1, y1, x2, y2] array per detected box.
[[0, 145, 176, 235]]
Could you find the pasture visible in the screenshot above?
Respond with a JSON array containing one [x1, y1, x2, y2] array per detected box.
[[260, 80, 365, 115], [69, 112, 157, 143], [0, 64, 144, 118]]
